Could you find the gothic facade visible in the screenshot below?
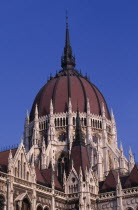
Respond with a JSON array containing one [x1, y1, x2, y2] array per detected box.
[[0, 21, 138, 210]]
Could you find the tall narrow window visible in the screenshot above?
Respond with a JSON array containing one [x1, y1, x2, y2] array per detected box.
[[21, 154, 23, 179], [18, 160, 20, 178], [24, 163, 26, 179], [58, 152, 68, 183]]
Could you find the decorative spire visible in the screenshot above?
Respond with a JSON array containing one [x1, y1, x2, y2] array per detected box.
[[34, 104, 38, 120], [102, 102, 105, 117], [129, 147, 134, 162], [79, 166, 83, 182], [61, 13, 75, 70], [120, 141, 124, 155], [73, 108, 85, 146], [87, 98, 90, 114], [25, 110, 29, 125], [8, 150, 13, 161], [50, 99, 53, 115]]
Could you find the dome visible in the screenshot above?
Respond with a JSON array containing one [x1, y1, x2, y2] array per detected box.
[[30, 69, 110, 121], [30, 22, 110, 121]]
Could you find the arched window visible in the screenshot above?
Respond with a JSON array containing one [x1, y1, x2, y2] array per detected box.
[[58, 152, 68, 183], [92, 119, 95, 127], [63, 118, 65, 126], [21, 198, 30, 210], [95, 120, 97, 128], [57, 118, 59, 127], [46, 120, 48, 129], [73, 117, 75, 126], [37, 206, 43, 210], [44, 208, 49, 210], [0, 195, 4, 210], [60, 118, 62, 126], [100, 121, 102, 129]]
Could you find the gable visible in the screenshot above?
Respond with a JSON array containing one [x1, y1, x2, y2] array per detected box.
[[12, 143, 33, 181]]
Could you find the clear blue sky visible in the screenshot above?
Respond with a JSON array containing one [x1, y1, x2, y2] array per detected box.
[[0, 1, 138, 160]]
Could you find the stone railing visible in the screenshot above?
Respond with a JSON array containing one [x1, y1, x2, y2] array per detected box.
[[36, 184, 52, 194], [99, 191, 116, 200], [123, 186, 138, 196], [67, 193, 78, 199], [55, 190, 66, 198]]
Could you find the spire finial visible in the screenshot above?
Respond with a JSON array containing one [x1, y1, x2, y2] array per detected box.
[[66, 10, 68, 29], [61, 13, 76, 70]]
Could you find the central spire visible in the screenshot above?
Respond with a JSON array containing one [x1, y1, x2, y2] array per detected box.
[[61, 14, 76, 70]]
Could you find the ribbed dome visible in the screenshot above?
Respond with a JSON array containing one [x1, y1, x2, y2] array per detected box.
[[30, 69, 110, 121], [30, 21, 110, 121]]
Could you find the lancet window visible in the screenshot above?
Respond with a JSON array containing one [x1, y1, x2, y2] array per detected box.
[[57, 152, 68, 183]]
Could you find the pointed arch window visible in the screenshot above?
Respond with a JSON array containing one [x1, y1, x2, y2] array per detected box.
[[21, 198, 30, 210], [58, 152, 68, 183]]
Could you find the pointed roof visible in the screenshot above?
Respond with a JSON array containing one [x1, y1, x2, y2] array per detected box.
[[61, 15, 75, 70], [36, 167, 63, 191], [73, 109, 85, 146], [99, 166, 138, 193], [69, 111, 90, 179], [100, 170, 119, 192]]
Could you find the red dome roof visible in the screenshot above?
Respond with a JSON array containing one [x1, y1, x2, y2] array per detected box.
[[30, 69, 110, 121], [30, 23, 110, 121]]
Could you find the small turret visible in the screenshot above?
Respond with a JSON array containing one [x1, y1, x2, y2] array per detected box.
[[25, 110, 29, 126], [34, 104, 39, 131], [50, 99, 53, 115], [120, 142, 124, 156], [102, 102, 106, 118], [34, 104, 38, 120], [116, 173, 123, 210], [111, 108, 115, 123], [87, 98, 90, 114], [128, 147, 135, 172]]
